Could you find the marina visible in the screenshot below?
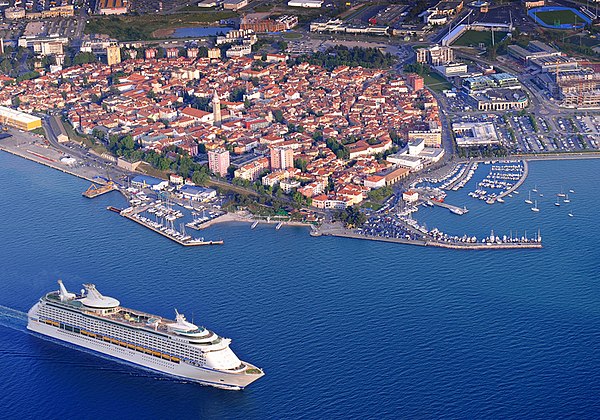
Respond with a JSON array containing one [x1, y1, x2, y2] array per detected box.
[[468, 161, 527, 204], [110, 206, 223, 247]]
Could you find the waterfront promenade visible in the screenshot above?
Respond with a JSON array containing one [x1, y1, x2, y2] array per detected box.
[[0, 131, 126, 183]]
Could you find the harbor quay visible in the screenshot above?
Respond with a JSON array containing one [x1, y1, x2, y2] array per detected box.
[[318, 227, 542, 250]]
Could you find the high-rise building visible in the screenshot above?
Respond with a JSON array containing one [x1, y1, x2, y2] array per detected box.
[[407, 74, 424, 92], [106, 45, 121, 66], [212, 90, 222, 127], [208, 48, 221, 59], [166, 47, 179, 59], [270, 146, 294, 170], [145, 48, 157, 60], [187, 48, 199, 59], [208, 148, 230, 177]]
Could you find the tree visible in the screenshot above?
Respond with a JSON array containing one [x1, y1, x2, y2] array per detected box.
[[230, 87, 246, 102], [73, 52, 97, 66], [192, 170, 208, 186], [273, 109, 284, 123], [294, 158, 308, 172]]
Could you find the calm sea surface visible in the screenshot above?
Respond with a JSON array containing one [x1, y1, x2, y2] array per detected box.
[[1, 152, 599, 419]]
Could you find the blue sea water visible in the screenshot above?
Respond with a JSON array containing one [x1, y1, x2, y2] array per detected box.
[[1, 152, 600, 419]]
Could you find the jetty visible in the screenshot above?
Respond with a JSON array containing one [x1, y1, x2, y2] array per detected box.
[[110, 207, 223, 247], [318, 229, 541, 250], [430, 200, 469, 215], [495, 160, 529, 201]]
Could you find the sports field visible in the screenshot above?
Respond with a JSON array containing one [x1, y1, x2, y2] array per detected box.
[[534, 9, 584, 26], [453, 30, 508, 48]]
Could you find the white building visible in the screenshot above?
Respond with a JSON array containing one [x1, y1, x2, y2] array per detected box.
[[280, 179, 301, 194], [386, 154, 423, 171], [226, 44, 252, 58], [434, 63, 468, 78], [179, 185, 217, 201], [452, 122, 499, 147], [402, 190, 419, 203], [288, 0, 322, 7]]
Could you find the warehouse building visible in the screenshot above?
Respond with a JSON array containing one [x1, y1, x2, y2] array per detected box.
[[0, 106, 42, 131]]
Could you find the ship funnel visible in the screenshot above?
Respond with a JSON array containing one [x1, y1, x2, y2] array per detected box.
[[57, 280, 76, 302]]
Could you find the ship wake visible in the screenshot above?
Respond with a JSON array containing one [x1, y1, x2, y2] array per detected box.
[[0, 305, 28, 332]]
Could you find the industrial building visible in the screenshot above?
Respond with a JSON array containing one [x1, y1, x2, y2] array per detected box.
[[287, 0, 323, 7], [223, 0, 247, 10], [97, 0, 129, 15], [530, 55, 579, 73], [0, 106, 42, 131], [507, 41, 561, 63], [131, 175, 168, 190], [4, 7, 26, 19], [310, 19, 389, 36]]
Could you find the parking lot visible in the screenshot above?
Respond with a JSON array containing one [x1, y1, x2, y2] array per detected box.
[[451, 111, 600, 155]]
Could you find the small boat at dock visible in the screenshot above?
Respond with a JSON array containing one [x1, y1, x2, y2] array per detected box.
[[251, 221, 259, 229]]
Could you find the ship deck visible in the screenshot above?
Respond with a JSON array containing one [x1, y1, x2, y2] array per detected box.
[[45, 292, 207, 337]]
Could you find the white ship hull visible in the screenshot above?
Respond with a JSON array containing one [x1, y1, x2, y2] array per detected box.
[[28, 304, 262, 390]]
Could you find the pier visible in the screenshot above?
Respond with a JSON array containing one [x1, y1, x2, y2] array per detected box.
[[318, 229, 542, 250], [495, 160, 529, 201], [430, 200, 469, 215], [112, 207, 223, 247]]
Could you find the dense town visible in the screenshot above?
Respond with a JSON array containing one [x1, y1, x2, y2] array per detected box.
[[0, 48, 444, 210], [0, 0, 599, 243]]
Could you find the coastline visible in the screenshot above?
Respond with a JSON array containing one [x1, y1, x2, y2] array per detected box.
[[0, 142, 99, 184], [0, 132, 591, 251], [195, 212, 314, 230]]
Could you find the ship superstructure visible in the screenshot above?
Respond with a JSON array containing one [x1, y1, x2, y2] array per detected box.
[[27, 281, 264, 390]]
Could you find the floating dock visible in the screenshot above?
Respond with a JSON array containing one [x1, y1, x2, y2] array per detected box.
[[83, 182, 116, 198], [431, 200, 469, 215]]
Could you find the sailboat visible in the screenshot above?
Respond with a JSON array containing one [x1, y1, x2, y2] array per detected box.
[[532, 185, 538, 193], [531, 200, 540, 212], [568, 211, 574, 217], [557, 187, 566, 198], [563, 194, 570, 203], [525, 191, 533, 205], [569, 189, 575, 194], [554, 196, 561, 207]]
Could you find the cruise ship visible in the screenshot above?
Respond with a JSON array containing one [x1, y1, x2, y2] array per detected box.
[[27, 281, 264, 390]]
